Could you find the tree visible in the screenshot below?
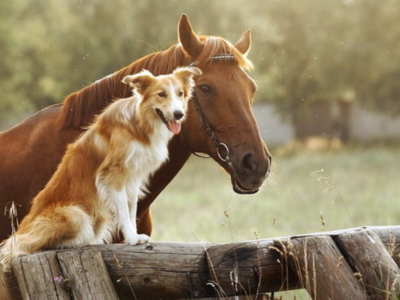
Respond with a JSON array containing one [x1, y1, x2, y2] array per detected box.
[[1, 0, 400, 131]]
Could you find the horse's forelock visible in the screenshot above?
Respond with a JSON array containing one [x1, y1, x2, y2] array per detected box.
[[197, 36, 254, 71]]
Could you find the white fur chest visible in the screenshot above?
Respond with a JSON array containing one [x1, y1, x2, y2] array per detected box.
[[124, 125, 172, 191]]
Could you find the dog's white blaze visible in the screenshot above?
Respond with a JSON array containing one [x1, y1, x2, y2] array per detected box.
[[168, 81, 185, 117]]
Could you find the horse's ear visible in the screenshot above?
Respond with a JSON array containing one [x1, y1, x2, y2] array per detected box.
[[122, 70, 155, 94], [234, 29, 252, 56], [178, 14, 203, 58]]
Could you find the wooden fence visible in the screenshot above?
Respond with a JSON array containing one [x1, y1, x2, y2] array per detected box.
[[6, 225, 400, 299]]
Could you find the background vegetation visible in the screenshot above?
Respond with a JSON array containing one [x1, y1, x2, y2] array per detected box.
[[1, 0, 400, 129]]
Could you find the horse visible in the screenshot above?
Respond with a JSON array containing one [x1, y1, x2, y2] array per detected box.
[[0, 14, 271, 242]]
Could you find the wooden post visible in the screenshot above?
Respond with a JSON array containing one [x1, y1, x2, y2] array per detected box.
[[276, 236, 368, 300], [335, 230, 400, 299], [57, 247, 118, 300], [12, 251, 70, 300]]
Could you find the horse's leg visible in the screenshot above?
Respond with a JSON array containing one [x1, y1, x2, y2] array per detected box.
[[137, 208, 152, 236]]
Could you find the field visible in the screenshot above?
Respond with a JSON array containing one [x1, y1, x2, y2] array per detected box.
[[150, 140, 400, 299]]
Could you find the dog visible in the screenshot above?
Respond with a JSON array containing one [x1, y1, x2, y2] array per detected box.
[[0, 66, 201, 299]]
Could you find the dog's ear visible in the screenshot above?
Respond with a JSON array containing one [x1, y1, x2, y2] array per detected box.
[[122, 70, 155, 94], [173, 67, 202, 89]]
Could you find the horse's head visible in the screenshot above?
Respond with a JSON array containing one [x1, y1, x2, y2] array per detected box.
[[178, 15, 271, 194]]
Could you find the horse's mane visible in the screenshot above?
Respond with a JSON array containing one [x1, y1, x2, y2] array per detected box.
[[59, 35, 253, 129]]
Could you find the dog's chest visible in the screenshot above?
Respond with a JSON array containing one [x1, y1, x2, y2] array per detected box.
[[125, 136, 169, 175]]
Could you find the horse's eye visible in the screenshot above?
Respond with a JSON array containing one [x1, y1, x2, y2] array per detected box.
[[158, 92, 167, 98], [198, 85, 210, 94]]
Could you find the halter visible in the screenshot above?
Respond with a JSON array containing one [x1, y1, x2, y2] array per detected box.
[[183, 54, 236, 162], [190, 91, 230, 162]]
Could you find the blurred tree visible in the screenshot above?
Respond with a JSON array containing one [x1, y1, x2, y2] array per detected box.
[[1, 0, 400, 130]]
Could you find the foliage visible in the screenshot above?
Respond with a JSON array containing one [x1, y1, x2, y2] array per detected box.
[[1, 0, 400, 129]]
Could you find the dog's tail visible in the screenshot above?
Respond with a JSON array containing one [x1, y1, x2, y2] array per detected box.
[[0, 236, 27, 300]]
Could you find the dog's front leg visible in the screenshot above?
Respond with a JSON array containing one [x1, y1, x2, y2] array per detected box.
[[97, 184, 149, 245], [126, 195, 150, 245], [115, 192, 149, 245]]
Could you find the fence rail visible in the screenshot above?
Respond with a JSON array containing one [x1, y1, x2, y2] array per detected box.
[[6, 225, 400, 299]]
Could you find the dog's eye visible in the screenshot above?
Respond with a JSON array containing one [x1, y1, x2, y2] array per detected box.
[[158, 92, 167, 98], [178, 91, 184, 97]]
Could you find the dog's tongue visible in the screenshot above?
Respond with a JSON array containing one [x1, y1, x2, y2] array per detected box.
[[168, 120, 181, 135]]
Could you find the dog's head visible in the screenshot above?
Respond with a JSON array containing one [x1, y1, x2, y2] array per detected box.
[[122, 67, 201, 134]]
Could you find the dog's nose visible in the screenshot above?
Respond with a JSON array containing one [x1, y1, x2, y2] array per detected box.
[[173, 110, 184, 120]]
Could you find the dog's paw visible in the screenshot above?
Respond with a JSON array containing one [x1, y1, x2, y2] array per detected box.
[[124, 234, 150, 245]]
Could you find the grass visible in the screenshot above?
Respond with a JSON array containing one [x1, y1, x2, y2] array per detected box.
[[150, 140, 400, 299]]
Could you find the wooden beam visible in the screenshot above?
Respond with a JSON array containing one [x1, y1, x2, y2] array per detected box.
[[6, 226, 400, 299], [96, 242, 214, 300], [206, 239, 299, 297]]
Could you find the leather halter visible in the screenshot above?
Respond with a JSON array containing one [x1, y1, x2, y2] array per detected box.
[[190, 91, 230, 162], [183, 54, 237, 162]]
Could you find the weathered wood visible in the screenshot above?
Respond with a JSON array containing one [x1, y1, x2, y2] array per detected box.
[[57, 247, 118, 300], [12, 251, 69, 300], [95, 242, 215, 300], [277, 235, 368, 300], [6, 226, 400, 300], [335, 230, 400, 300], [207, 239, 299, 297], [372, 226, 400, 266]]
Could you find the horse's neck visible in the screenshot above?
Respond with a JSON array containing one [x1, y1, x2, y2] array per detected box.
[[60, 47, 188, 130], [60, 76, 130, 129]]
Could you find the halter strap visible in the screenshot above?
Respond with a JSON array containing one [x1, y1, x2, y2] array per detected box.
[[183, 54, 235, 161], [191, 91, 230, 162], [188, 54, 236, 67]]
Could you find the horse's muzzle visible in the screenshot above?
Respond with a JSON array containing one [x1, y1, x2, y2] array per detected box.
[[230, 151, 272, 194]]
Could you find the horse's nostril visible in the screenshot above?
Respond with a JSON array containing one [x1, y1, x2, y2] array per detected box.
[[173, 110, 184, 120], [241, 153, 257, 173]]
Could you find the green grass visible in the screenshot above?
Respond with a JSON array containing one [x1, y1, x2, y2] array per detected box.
[[152, 142, 400, 242], [150, 141, 400, 299]]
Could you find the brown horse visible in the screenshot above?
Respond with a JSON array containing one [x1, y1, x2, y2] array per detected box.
[[0, 14, 271, 242]]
